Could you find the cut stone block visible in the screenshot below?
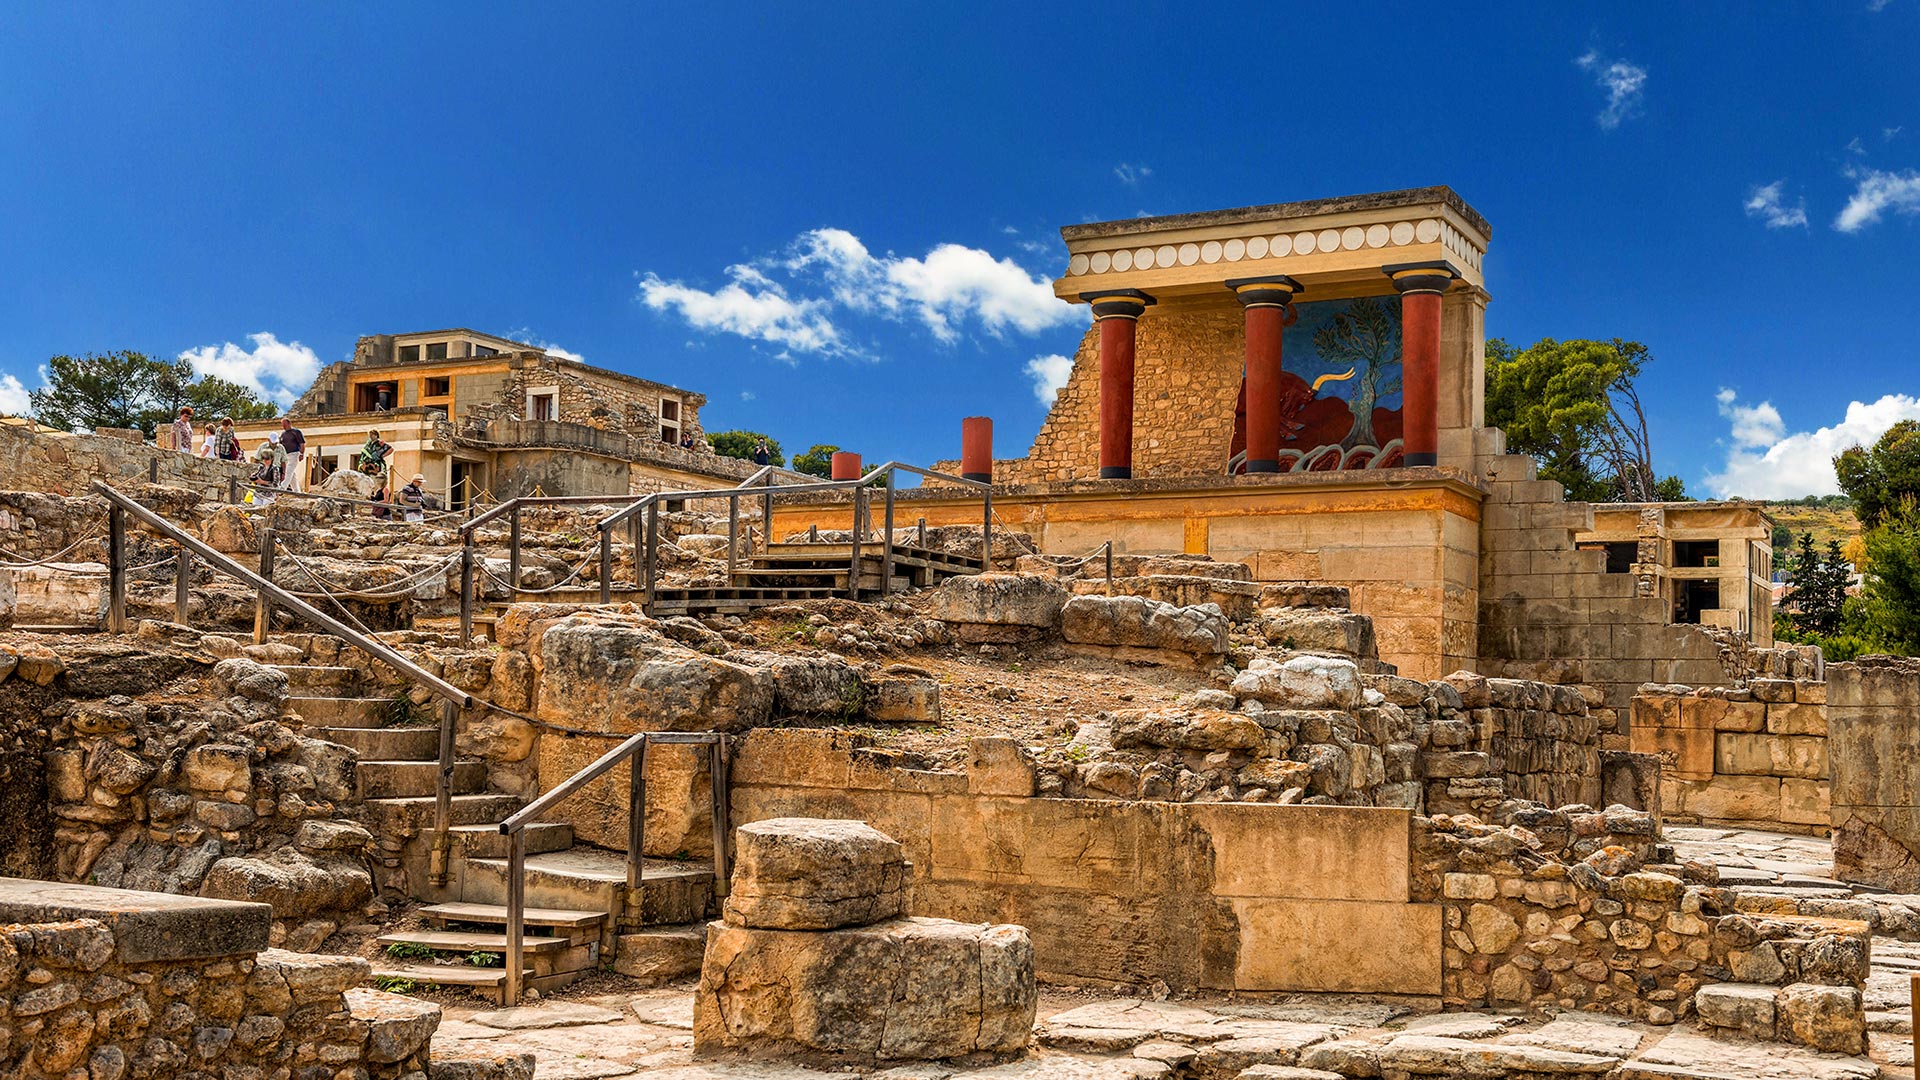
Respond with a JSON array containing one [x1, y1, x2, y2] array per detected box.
[[723, 818, 908, 930], [693, 915, 1034, 1063], [1694, 982, 1776, 1039]]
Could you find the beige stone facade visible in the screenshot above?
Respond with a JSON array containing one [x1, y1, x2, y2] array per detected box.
[[1578, 502, 1775, 645]]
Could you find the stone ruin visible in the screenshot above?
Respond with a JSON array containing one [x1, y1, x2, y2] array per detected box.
[[693, 817, 1036, 1065]]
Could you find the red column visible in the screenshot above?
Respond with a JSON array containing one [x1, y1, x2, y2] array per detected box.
[[960, 417, 993, 482], [830, 451, 861, 480], [1385, 261, 1459, 468], [1227, 276, 1304, 473], [1080, 291, 1154, 480]]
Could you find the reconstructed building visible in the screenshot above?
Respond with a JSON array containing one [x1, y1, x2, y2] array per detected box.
[[1578, 502, 1775, 645], [234, 328, 756, 502]]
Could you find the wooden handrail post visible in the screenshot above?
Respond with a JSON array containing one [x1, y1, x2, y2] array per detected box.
[[848, 486, 865, 600], [626, 736, 648, 892], [1105, 541, 1115, 595], [982, 487, 994, 572], [726, 496, 739, 578], [917, 517, 927, 547], [761, 477, 773, 555], [709, 737, 731, 898], [252, 529, 275, 644], [629, 510, 644, 592], [458, 534, 475, 646], [227, 475, 238, 504], [174, 544, 192, 625], [881, 471, 896, 597], [507, 503, 522, 591], [106, 506, 127, 634], [598, 526, 613, 605], [430, 697, 456, 886], [148, 458, 158, 484], [643, 502, 659, 609], [505, 828, 526, 1006]]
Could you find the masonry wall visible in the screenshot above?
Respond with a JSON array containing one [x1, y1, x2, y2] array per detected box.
[[1829, 657, 1920, 890], [728, 729, 1442, 996], [0, 423, 252, 500], [1630, 681, 1829, 832], [1476, 448, 1733, 731]]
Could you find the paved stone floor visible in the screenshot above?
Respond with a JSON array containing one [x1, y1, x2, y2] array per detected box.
[[428, 827, 1917, 1079]]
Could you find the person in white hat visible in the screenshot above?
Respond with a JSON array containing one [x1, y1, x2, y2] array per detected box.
[[397, 472, 428, 522]]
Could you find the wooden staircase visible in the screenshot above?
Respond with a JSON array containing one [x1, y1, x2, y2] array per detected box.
[[291, 662, 718, 1001]]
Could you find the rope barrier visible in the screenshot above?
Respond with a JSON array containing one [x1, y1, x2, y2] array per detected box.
[[274, 543, 463, 601], [0, 533, 109, 568]]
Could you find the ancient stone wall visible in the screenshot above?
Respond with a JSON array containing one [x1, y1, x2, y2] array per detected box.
[[0, 881, 461, 1080], [1430, 672, 1604, 813], [1414, 814, 1868, 1051], [1829, 657, 1920, 890], [1476, 449, 1733, 732], [0, 422, 252, 500], [728, 728, 1443, 996], [1631, 680, 1829, 832]]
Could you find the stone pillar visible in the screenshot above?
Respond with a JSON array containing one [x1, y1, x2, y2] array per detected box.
[[1078, 290, 1155, 479], [831, 451, 862, 480], [960, 417, 992, 482], [1385, 261, 1459, 467], [1226, 276, 1305, 473]]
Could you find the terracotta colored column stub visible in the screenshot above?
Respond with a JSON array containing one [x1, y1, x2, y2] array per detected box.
[[1079, 289, 1156, 480], [960, 417, 993, 483], [830, 451, 862, 481], [1226, 275, 1305, 474], [1384, 260, 1460, 468]]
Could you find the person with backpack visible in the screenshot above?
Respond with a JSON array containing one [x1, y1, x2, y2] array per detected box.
[[214, 417, 242, 461]]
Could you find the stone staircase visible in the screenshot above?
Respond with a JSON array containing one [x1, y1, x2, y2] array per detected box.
[[283, 661, 718, 1001]]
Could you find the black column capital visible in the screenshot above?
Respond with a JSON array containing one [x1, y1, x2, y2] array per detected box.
[[1225, 275, 1305, 309], [1384, 260, 1461, 295], [1079, 289, 1156, 320]]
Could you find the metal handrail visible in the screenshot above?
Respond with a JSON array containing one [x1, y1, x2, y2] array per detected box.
[[93, 481, 477, 887], [494, 729, 729, 1007]]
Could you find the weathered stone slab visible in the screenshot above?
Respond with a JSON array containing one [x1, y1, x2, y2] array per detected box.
[[0, 877, 271, 962], [723, 818, 909, 930]]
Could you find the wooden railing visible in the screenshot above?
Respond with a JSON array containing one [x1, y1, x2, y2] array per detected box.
[[493, 730, 729, 1007]]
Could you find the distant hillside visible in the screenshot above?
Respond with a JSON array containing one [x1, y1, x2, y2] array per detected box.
[[1762, 498, 1862, 564]]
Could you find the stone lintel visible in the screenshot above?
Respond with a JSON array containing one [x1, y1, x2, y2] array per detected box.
[[0, 878, 273, 963]]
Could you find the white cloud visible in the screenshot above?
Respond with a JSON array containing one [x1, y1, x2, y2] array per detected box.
[[1114, 162, 1152, 187], [739, 390, 755, 401], [1704, 391, 1920, 498], [1834, 168, 1920, 232], [1886, 126, 1905, 141], [0, 374, 28, 414], [1868, 0, 1892, 11], [1847, 136, 1868, 156], [176, 332, 322, 405], [504, 327, 585, 362], [639, 228, 1076, 356], [1743, 181, 1808, 229], [1023, 353, 1074, 406], [1576, 50, 1647, 130], [636, 264, 847, 356]]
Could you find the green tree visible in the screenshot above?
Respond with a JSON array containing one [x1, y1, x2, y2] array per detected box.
[[1856, 502, 1920, 655], [1310, 296, 1400, 449], [791, 444, 839, 478], [1783, 532, 1851, 637], [30, 351, 276, 436], [1484, 337, 1672, 502], [1834, 419, 1920, 528], [706, 429, 784, 466]]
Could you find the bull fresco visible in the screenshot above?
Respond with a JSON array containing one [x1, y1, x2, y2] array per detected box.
[[1230, 294, 1405, 471]]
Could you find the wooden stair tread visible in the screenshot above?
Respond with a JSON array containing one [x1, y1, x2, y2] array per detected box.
[[379, 930, 568, 954], [369, 963, 506, 987], [418, 902, 608, 929]]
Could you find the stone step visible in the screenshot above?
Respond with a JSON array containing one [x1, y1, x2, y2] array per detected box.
[[448, 822, 574, 859], [378, 929, 570, 956], [614, 923, 707, 984], [356, 759, 486, 800], [368, 963, 586, 1004], [273, 665, 364, 693], [363, 793, 525, 829], [291, 696, 392, 727], [310, 725, 439, 761], [463, 847, 715, 925], [418, 902, 609, 933]]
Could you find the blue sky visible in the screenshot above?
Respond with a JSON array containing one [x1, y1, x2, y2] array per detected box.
[[2, 3, 1916, 498]]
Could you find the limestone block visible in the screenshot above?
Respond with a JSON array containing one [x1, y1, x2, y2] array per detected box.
[[1110, 708, 1265, 752], [1694, 982, 1776, 1039], [866, 677, 940, 723], [1232, 655, 1364, 710], [1259, 609, 1377, 659], [723, 818, 908, 930], [1061, 594, 1229, 659], [925, 573, 1066, 631], [693, 916, 1034, 1062], [1768, 734, 1829, 780], [343, 986, 441, 1063], [1781, 777, 1831, 827], [1769, 701, 1828, 736], [1681, 775, 1782, 823], [182, 743, 252, 793], [1714, 733, 1775, 777], [968, 737, 1036, 797], [1778, 982, 1866, 1054]]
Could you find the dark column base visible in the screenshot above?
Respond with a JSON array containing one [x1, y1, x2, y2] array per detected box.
[[961, 472, 991, 483], [1403, 452, 1437, 467], [1099, 466, 1132, 480], [1245, 460, 1279, 474]]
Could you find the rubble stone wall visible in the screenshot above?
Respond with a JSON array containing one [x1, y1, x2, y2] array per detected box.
[[1631, 681, 1829, 832], [728, 728, 1444, 996], [0, 881, 445, 1080], [1829, 657, 1920, 891], [0, 422, 251, 500]]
